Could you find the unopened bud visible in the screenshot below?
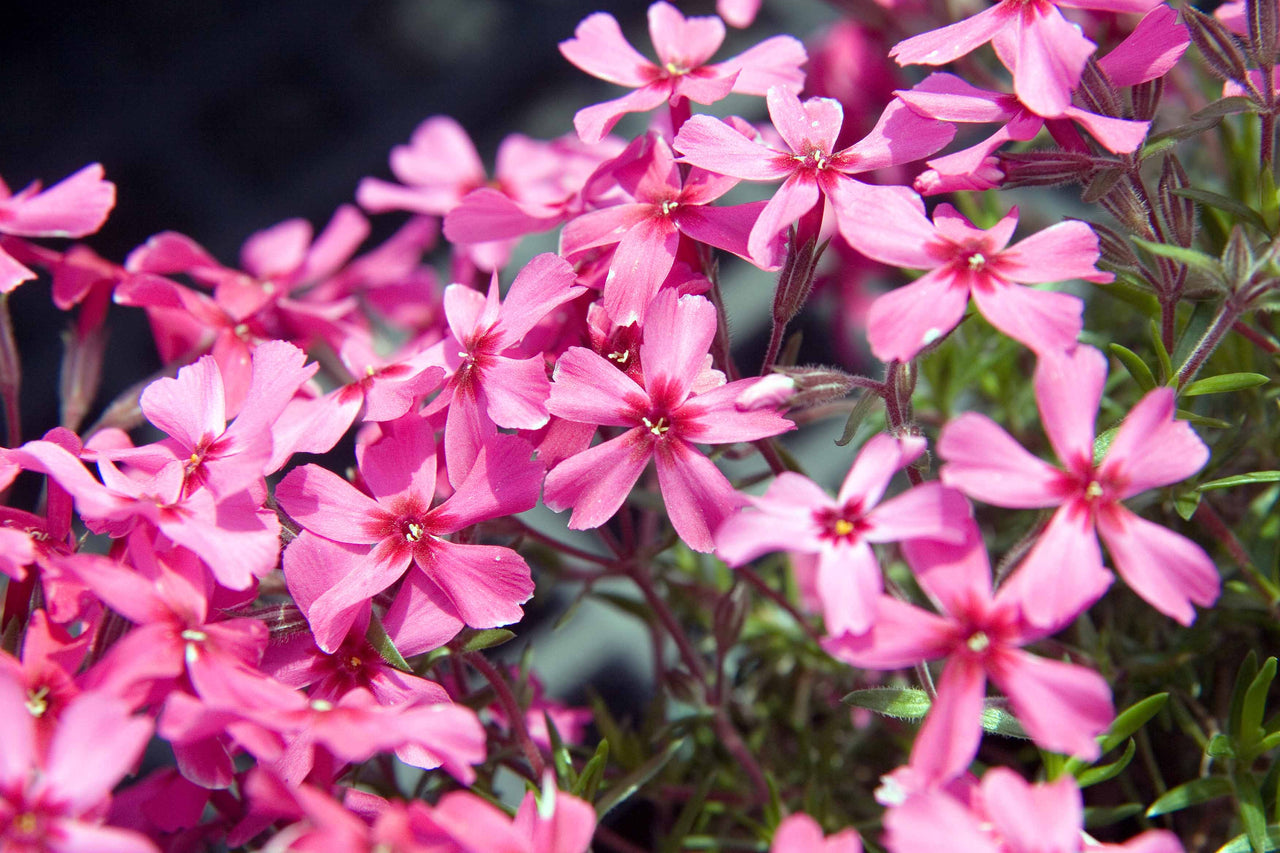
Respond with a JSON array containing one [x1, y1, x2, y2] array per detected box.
[[998, 151, 1098, 188], [1247, 0, 1278, 71], [1097, 181, 1157, 241], [1078, 59, 1122, 118], [737, 365, 859, 412], [1183, 5, 1253, 87], [1132, 78, 1164, 122], [1091, 222, 1142, 270], [1157, 155, 1196, 248], [713, 582, 748, 652]]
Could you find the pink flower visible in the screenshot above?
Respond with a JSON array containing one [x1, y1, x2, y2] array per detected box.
[[771, 813, 862, 853], [889, 0, 1162, 116], [0, 164, 115, 292], [938, 345, 1220, 625], [883, 767, 1184, 853], [560, 1, 807, 143], [561, 132, 772, 325], [838, 186, 1109, 361], [422, 253, 583, 487], [0, 680, 157, 853], [544, 290, 793, 552], [825, 525, 1114, 780], [715, 433, 971, 636], [276, 414, 542, 653], [674, 88, 954, 264]]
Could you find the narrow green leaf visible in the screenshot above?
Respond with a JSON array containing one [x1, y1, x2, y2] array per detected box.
[[1190, 96, 1257, 120], [1182, 372, 1272, 396], [1231, 653, 1262, 739], [365, 612, 412, 673], [1101, 693, 1170, 755], [835, 390, 879, 447], [592, 591, 653, 623], [1217, 828, 1280, 853], [1172, 187, 1271, 234], [1084, 803, 1145, 828], [1236, 771, 1269, 853], [1094, 427, 1119, 464], [573, 739, 610, 801], [660, 771, 716, 853], [1077, 739, 1136, 788], [595, 738, 684, 818], [543, 713, 575, 787], [842, 687, 933, 719], [1108, 343, 1158, 391], [1176, 409, 1234, 428], [1131, 236, 1224, 279], [1146, 776, 1233, 816], [1242, 658, 1278, 746], [1199, 472, 1280, 491], [460, 629, 517, 653], [1258, 730, 1280, 754], [1150, 320, 1175, 385], [1209, 733, 1238, 758]]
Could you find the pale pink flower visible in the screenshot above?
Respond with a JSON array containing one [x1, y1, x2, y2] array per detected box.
[[718, 0, 761, 28], [560, 1, 807, 143], [715, 433, 971, 636], [837, 185, 1109, 361], [544, 291, 793, 552], [889, 0, 1162, 116], [938, 345, 1219, 625], [0, 164, 115, 292]]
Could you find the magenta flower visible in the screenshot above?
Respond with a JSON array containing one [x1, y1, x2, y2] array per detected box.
[[276, 413, 542, 653], [560, 1, 807, 143], [889, 0, 1162, 116], [837, 186, 1109, 361], [0, 163, 115, 292], [674, 88, 954, 264], [938, 345, 1220, 626], [825, 525, 1114, 780], [715, 433, 971, 636], [544, 291, 794, 553]]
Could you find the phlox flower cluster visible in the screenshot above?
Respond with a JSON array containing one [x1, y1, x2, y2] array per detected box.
[[3, 0, 1272, 848]]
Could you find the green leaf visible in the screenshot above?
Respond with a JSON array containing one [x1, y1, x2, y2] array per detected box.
[[365, 612, 412, 673], [1236, 771, 1270, 853], [1131, 236, 1225, 279], [573, 739, 609, 801], [459, 629, 517, 653], [1199, 472, 1280, 491], [592, 591, 653, 623], [1083, 803, 1144, 828], [1094, 427, 1119, 464], [660, 771, 716, 853], [1231, 653, 1263, 740], [595, 738, 684, 818], [1176, 409, 1234, 429], [1176, 490, 1203, 520], [1108, 343, 1158, 391], [1100, 693, 1170, 755], [1077, 739, 1136, 788], [841, 687, 932, 720], [1172, 187, 1272, 234], [981, 703, 1029, 739], [543, 713, 575, 787], [835, 390, 880, 447], [1217, 828, 1280, 853], [1242, 658, 1278, 748], [1150, 320, 1175, 385], [1191, 96, 1257, 120], [1209, 733, 1238, 758], [1182, 372, 1272, 396], [1146, 776, 1234, 816]]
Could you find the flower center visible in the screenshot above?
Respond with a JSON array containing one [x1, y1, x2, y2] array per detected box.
[[663, 60, 690, 76], [403, 521, 426, 542], [966, 630, 990, 653], [1084, 480, 1105, 500], [607, 349, 630, 365], [310, 699, 333, 712], [642, 415, 670, 436], [816, 504, 867, 544], [794, 148, 830, 170], [967, 252, 986, 271], [660, 199, 679, 216], [25, 686, 49, 717]]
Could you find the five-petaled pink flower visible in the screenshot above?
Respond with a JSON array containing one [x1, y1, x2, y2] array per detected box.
[[0, 164, 115, 292], [938, 345, 1220, 626], [544, 290, 794, 553], [560, 1, 807, 143], [715, 433, 970, 636], [838, 186, 1110, 361]]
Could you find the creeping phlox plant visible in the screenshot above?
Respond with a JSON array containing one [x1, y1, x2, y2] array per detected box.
[[3, 0, 1280, 849]]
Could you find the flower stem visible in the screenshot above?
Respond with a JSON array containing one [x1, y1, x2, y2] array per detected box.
[[1176, 300, 1244, 389], [466, 650, 546, 779]]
